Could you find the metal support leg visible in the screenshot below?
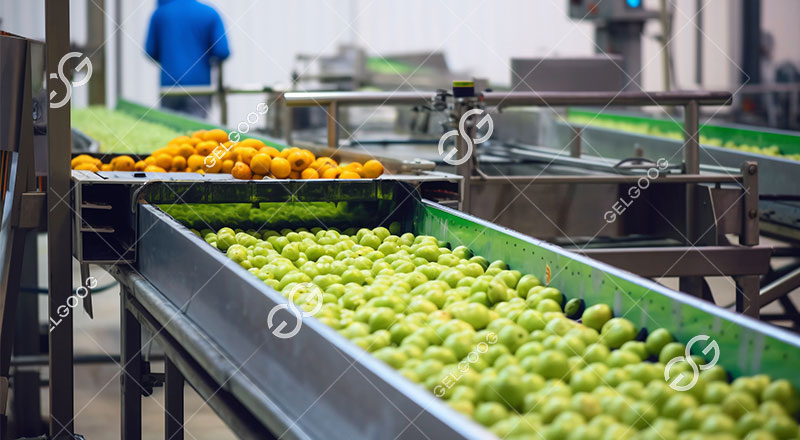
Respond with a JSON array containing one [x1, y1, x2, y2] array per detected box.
[[679, 276, 705, 299], [45, 0, 75, 437], [217, 63, 227, 126], [121, 288, 142, 440], [282, 94, 294, 146], [683, 100, 699, 244], [13, 233, 43, 436], [735, 275, 760, 319], [740, 162, 759, 246], [165, 358, 184, 440], [327, 101, 339, 149], [456, 101, 474, 214]]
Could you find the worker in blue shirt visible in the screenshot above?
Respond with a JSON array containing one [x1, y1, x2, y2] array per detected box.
[[145, 0, 230, 119]]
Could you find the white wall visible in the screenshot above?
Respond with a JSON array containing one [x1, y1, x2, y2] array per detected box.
[[5, 0, 790, 125]]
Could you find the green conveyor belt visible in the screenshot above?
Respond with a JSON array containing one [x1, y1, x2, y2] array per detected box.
[[568, 108, 800, 160], [151, 178, 800, 390]]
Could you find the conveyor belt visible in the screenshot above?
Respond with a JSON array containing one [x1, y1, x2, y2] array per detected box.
[[109, 179, 800, 439]]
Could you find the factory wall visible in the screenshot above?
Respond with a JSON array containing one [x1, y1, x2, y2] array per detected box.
[[2, 0, 791, 130]]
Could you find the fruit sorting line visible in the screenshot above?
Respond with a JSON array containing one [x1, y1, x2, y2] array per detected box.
[[284, 88, 773, 321], [102, 179, 800, 439]]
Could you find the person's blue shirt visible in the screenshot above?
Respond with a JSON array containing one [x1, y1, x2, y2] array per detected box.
[[145, 0, 230, 87]]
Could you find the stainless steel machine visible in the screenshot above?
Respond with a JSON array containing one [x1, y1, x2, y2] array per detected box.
[[0, 2, 77, 437], [567, 0, 660, 91], [282, 87, 768, 319]]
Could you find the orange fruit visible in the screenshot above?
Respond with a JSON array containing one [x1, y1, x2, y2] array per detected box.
[[191, 129, 206, 139], [252, 174, 264, 180], [259, 146, 281, 158], [270, 157, 291, 178], [221, 148, 236, 162], [205, 156, 223, 173], [317, 165, 332, 176], [186, 137, 201, 147], [322, 167, 341, 179], [221, 159, 234, 173], [231, 161, 253, 180], [101, 164, 113, 171], [237, 147, 258, 165], [111, 155, 135, 171], [134, 160, 147, 171], [203, 128, 229, 143], [70, 154, 95, 168], [362, 159, 384, 178], [74, 162, 99, 172], [155, 154, 172, 169], [343, 162, 364, 175], [171, 156, 186, 171], [187, 154, 205, 171], [301, 149, 316, 163], [195, 169, 205, 175], [195, 141, 217, 156], [279, 147, 300, 159], [289, 170, 301, 179], [144, 165, 166, 172], [340, 170, 361, 179], [169, 135, 192, 145], [178, 144, 196, 158], [312, 157, 337, 170], [163, 145, 180, 156], [144, 156, 157, 166], [301, 168, 319, 179], [238, 138, 265, 149], [288, 150, 312, 171], [250, 153, 272, 175]]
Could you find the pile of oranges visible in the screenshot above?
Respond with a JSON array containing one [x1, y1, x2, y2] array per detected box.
[[69, 128, 385, 180]]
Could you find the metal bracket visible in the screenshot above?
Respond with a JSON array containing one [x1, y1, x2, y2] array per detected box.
[[141, 361, 164, 396]]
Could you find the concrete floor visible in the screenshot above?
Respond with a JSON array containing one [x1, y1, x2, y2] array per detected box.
[[8, 233, 799, 439]]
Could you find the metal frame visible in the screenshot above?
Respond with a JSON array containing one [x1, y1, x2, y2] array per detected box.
[[281, 89, 769, 317], [100, 179, 800, 439]]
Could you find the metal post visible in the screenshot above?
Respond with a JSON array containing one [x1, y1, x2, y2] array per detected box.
[[740, 161, 759, 246], [13, 234, 43, 436], [735, 275, 760, 319], [327, 101, 339, 149], [115, 0, 122, 102], [455, 100, 473, 213], [660, 0, 672, 91], [217, 63, 227, 126], [165, 358, 184, 440], [680, 100, 703, 298], [683, 100, 700, 244], [87, 0, 106, 105], [45, 0, 75, 437], [121, 289, 142, 440], [283, 93, 294, 146]]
